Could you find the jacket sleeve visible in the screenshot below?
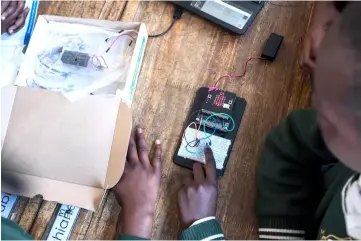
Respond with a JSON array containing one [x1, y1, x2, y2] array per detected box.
[[179, 217, 224, 240], [256, 109, 337, 240], [116, 234, 147, 240], [1, 218, 33, 240], [117, 218, 224, 240]]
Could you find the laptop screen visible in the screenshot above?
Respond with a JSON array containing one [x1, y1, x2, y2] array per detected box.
[[190, 0, 253, 30]]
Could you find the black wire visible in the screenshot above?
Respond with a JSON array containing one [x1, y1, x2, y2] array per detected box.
[[149, 18, 177, 38], [119, 1, 128, 20]]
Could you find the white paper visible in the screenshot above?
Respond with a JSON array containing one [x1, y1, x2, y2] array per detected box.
[[1, 0, 38, 87], [1, 0, 34, 43]]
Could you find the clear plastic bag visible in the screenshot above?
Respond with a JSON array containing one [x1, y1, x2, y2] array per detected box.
[[24, 22, 137, 101]]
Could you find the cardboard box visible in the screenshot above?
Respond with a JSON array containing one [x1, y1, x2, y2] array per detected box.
[[1, 16, 148, 211]]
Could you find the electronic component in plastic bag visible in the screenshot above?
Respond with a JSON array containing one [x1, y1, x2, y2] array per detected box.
[[61, 50, 90, 67]]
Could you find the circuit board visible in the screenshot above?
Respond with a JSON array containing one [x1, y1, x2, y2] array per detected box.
[[196, 89, 236, 132], [201, 89, 236, 118], [195, 112, 231, 132], [177, 127, 231, 170], [174, 87, 247, 177]]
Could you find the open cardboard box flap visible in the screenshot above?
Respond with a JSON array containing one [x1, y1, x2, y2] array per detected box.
[[1, 86, 132, 211]]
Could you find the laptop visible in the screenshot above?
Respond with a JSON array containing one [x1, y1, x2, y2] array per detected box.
[[172, 1, 264, 34]]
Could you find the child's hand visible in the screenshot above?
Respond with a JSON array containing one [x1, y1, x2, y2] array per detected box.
[[113, 127, 162, 239], [178, 148, 218, 228], [1, 1, 29, 34]]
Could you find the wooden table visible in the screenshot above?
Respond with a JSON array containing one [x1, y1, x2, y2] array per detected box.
[[8, 1, 314, 239]]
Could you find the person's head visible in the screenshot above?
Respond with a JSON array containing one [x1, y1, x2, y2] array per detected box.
[[314, 2, 361, 172]]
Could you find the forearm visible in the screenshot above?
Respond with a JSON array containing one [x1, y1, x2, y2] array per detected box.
[[117, 209, 154, 239]]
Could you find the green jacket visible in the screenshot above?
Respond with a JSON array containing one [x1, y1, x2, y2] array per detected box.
[[1, 216, 224, 240], [256, 109, 358, 240]]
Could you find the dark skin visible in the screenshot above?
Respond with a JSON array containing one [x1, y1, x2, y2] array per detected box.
[[1, 0, 29, 35], [113, 127, 162, 239], [314, 8, 361, 173], [113, 127, 218, 237], [178, 147, 218, 227], [301, 2, 341, 73]]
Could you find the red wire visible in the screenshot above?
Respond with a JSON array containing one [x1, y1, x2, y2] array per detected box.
[[214, 56, 266, 87], [108, 33, 136, 51]]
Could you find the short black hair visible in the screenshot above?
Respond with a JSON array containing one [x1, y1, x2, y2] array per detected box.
[[339, 2, 361, 130]]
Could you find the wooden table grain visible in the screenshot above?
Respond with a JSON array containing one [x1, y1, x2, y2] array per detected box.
[[10, 1, 314, 239]]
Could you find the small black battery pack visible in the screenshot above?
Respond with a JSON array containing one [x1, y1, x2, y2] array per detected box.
[[61, 50, 90, 67], [261, 33, 283, 61]]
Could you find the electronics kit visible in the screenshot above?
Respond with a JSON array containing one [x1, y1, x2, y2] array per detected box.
[[16, 1, 285, 177], [16, 21, 139, 101], [174, 88, 247, 177], [158, 1, 284, 177], [173, 31, 283, 177], [147, 1, 284, 177]]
